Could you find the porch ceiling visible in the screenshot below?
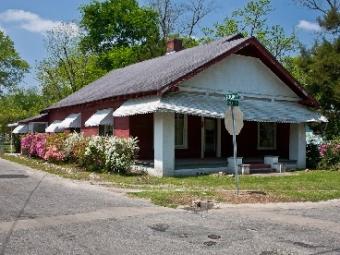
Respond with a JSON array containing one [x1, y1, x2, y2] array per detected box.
[[113, 92, 327, 123]]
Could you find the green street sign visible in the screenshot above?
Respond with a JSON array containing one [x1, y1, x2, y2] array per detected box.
[[225, 93, 240, 106]]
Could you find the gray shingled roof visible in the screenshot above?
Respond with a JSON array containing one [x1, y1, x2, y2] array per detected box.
[[18, 113, 48, 124], [46, 35, 249, 110]]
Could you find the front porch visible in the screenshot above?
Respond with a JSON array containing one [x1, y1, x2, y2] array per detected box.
[[113, 92, 324, 177]]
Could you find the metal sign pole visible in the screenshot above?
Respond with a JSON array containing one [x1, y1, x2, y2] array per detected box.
[[231, 106, 240, 195]]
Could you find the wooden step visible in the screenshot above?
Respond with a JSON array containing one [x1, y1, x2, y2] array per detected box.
[[248, 163, 274, 174]]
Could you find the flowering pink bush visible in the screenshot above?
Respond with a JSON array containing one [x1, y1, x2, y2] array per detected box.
[[318, 138, 340, 170], [44, 146, 64, 162], [21, 133, 34, 156], [319, 144, 329, 157], [20, 133, 47, 158], [35, 134, 47, 158]]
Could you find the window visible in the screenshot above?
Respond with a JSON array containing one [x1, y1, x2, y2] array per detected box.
[[69, 128, 81, 133], [175, 114, 188, 149], [99, 125, 113, 136], [32, 123, 47, 133], [257, 123, 277, 150]]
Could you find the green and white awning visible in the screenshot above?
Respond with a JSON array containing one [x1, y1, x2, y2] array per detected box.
[[113, 92, 327, 123]]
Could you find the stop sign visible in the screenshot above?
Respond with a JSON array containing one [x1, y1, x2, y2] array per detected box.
[[224, 106, 244, 135]]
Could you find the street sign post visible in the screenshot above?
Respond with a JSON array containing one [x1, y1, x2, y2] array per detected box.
[[224, 93, 243, 195]]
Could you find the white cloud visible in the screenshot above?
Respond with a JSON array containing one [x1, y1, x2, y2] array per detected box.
[[0, 9, 78, 34], [297, 20, 322, 32], [0, 25, 5, 34]]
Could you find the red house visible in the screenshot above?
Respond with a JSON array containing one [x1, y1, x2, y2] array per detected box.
[[41, 34, 326, 176]]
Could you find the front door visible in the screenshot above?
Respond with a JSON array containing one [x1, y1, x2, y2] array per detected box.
[[204, 118, 217, 157]]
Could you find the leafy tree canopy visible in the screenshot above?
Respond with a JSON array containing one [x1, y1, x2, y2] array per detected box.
[[0, 89, 47, 133], [286, 38, 340, 139], [0, 31, 29, 94], [36, 23, 105, 103], [203, 0, 297, 61]]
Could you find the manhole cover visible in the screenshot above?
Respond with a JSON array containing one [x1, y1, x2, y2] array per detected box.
[[203, 241, 217, 246], [149, 223, 169, 232], [208, 234, 221, 240]]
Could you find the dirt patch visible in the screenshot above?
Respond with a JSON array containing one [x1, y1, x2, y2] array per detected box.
[[215, 190, 288, 204]]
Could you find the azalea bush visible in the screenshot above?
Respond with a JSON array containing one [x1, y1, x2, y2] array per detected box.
[[21, 133, 34, 156], [318, 138, 340, 170], [105, 137, 139, 173], [63, 132, 87, 161], [20, 133, 139, 173], [44, 133, 67, 162], [21, 133, 47, 158], [84, 136, 106, 171]]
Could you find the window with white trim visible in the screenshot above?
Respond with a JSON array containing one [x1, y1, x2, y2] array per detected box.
[[257, 122, 277, 150], [175, 114, 188, 149]]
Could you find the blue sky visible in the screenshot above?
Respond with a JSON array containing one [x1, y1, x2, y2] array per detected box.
[[0, 0, 322, 89]]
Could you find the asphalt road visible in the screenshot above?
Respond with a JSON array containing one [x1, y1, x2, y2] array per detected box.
[[1, 158, 340, 255]]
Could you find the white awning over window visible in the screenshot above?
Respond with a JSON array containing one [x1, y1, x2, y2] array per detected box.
[[85, 108, 113, 127], [12, 124, 29, 134], [45, 120, 64, 133], [113, 92, 327, 123], [60, 113, 81, 129]]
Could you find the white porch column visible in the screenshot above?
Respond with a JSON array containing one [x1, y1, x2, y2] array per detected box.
[[289, 123, 306, 169], [154, 112, 175, 176]]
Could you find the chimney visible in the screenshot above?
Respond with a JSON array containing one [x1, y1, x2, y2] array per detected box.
[[166, 38, 184, 54]]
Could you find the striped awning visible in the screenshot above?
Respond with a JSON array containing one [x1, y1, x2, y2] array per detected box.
[[45, 120, 63, 133], [12, 124, 29, 134], [60, 113, 81, 129], [85, 108, 113, 127], [113, 92, 327, 123]]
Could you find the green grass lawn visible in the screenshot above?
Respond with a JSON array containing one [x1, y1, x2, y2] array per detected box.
[[2, 154, 340, 207]]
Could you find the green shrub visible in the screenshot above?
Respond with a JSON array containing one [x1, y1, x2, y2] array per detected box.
[[306, 143, 321, 169], [84, 136, 106, 171], [105, 137, 139, 174]]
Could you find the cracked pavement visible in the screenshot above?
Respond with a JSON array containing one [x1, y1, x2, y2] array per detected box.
[[1, 158, 340, 255]]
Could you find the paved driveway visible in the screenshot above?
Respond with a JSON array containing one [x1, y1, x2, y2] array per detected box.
[[1, 158, 340, 255]]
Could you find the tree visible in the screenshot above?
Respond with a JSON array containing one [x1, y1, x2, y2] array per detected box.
[[203, 0, 297, 61], [287, 39, 340, 139], [80, 0, 163, 70], [36, 22, 104, 102], [0, 89, 47, 133], [149, 0, 182, 39], [149, 0, 213, 38], [295, 0, 340, 34], [0, 31, 29, 94]]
